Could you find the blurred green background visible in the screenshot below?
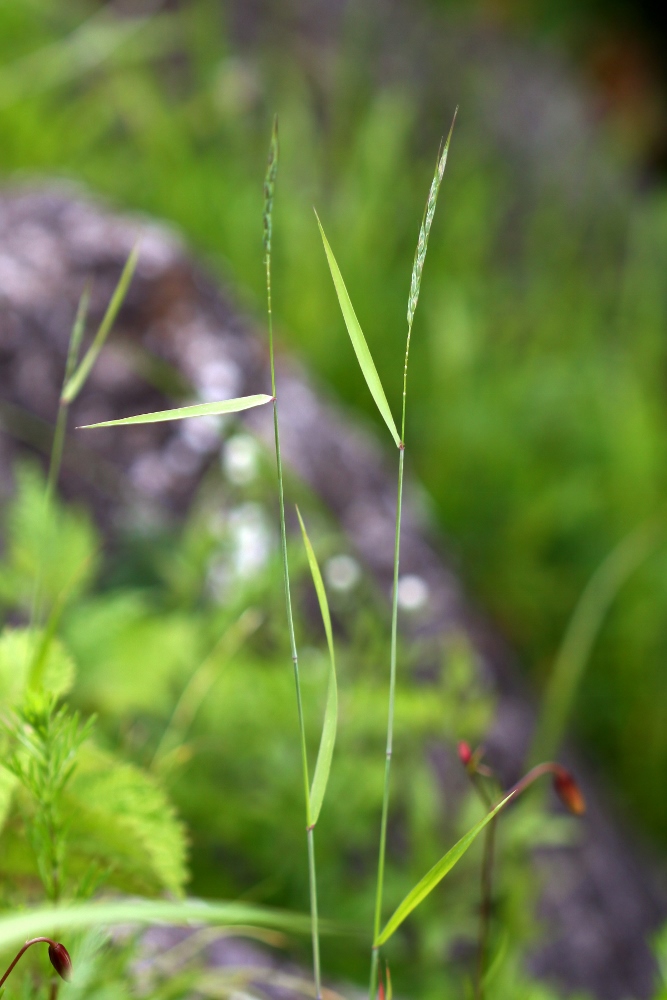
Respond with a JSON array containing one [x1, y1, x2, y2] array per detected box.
[[2, 0, 667, 916]]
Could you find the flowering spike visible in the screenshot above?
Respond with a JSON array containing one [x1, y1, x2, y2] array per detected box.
[[457, 741, 473, 767], [553, 766, 586, 816], [48, 942, 73, 982]]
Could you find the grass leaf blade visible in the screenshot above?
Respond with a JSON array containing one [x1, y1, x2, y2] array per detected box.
[[62, 242, 140, 403], [375, 785, 515, 947], [296, 507, 338, 827], [78, 394, 273, 429], [315, 214, 400, 448], [0, 898, 319, 951]]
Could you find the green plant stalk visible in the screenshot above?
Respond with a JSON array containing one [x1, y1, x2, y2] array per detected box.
[[264, 120, 321, 1000], [370, 444, 404, 1000], [370, 319, 411, 999], [29, 286, 89, 631], [475, 816, 497, 1000], [469, 772, 496, 1000], [370, 120, 454, 998]]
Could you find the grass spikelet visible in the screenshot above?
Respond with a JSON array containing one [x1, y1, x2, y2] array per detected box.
[[263, 115, 279, 262], [406, 109, 457, 333]]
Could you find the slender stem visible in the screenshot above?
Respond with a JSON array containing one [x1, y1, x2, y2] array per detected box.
[[369, 445, 405, 1000], [29, 401, 69, 629], [266, 245, 321, 998], [475, 816, 497, 1000], [370, 311, 413, 1000], [469, 772, 495, 1000], [307, 827, 322, 994], [0, 937, 58, 987]]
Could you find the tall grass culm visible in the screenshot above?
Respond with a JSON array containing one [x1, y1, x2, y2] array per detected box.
[[316, 111, 457, 999], [263, 115, 323, 999], [79, 118, 340, 1000], [78, 116, 588, 997]]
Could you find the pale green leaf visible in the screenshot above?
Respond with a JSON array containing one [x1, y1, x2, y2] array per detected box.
[[0, 627, 75, 705], [62, 243, 140, 404], [78, 394, 273, 430], [0, 768, 17, 833], [315, 214, 400, 448], [375, 786, 516, 946], [296, 508, 337, 827], [65, 744, 188, 896], [0, 463, 98, 612], [0, 898, 316, 954]]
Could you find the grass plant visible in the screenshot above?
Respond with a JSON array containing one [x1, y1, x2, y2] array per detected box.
[[263, 118, 322, 998], [78, 118, 342, 1000], [70, 113, 595, 1000], [317, 115, 456, 998]]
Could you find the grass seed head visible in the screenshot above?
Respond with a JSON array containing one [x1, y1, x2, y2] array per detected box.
[[263, 115, 279, 257]]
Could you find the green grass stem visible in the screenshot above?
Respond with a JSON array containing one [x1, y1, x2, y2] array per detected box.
[[369, 121, 454, 1000], [264, 116, 322, 999], [29, 287, 90, 631]]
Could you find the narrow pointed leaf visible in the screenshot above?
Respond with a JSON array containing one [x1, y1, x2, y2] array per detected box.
[[375, 785, 517, 947], [78, 394, 273, 429], [62, 243, 140, 403], [315, 214, 400, 448], [296, 507, 338, 827]]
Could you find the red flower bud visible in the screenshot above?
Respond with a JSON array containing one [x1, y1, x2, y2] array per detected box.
[[457, 741, 472, 766], [553, 767, 586, 816], [48, 942, 73, 982]]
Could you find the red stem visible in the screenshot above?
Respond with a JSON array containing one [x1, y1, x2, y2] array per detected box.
[[0, 937, 59, 988]]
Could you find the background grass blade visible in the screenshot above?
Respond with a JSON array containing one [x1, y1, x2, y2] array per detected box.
[[296, 507, 338, 827], [62, 243, 140, 404], [0, 899, 317, 953], [530, 517, 662, 763], [78, 394, 273, 429], [375, 788, 516, 947], [315, 214, 400, 449]]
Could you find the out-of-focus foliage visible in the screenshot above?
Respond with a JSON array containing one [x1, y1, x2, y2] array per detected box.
[[0, 620, 188, 904], [0, 457, 578, 999]]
